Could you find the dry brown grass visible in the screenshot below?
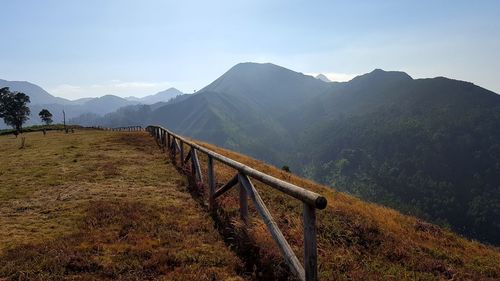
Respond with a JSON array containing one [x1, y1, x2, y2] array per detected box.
[[2, 129, 499, 281], [0, 130, 244, 280], [172, 139, 500, 281]]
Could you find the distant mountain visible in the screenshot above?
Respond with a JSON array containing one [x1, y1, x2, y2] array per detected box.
[[0, 79, 140, 128], [124, 88, 184, 104], [82, 95, 136, 113], [70, 97, 95, 105], [139, 88, 184, 104], [315, 74, 332, 82], [69, 94, 192, 126], [0, 79, 70, 105], [70, 62, 500, 245]]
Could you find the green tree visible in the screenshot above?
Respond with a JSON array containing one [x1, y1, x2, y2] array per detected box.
[[38, 109, 53, 125], [0, 87, 31, 133]]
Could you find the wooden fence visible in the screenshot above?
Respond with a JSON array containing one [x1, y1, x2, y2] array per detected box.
[[106, 126, 143, 132], [145, 125, 327, 281]]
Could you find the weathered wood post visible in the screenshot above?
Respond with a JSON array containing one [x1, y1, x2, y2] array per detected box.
[[239, 179, 248, 224], [180, 140, 184, 166], [167, 132, 171, 149], [190, 149, 196, 180], [208, 156, 215, 210], [163, 130, 167, 151], [303, 203, 318, 281], [191, 149, 202, 182], [160, 130, 164, 151], [172, 137, 177, 165]]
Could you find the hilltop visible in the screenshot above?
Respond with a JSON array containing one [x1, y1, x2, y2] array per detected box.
[[0, 129, 498, 280]]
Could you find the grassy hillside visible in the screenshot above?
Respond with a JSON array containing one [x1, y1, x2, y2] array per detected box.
[[0, 130, 243, 280], [1, 129, 498, 280], [183, 139, 500, 280]]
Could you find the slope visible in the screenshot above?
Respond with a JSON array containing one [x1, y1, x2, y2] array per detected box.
[[166, 136, 500, 280], [146, 62, 333, 164], [295, 70, 500, 245], [0, 79, 70, 105]]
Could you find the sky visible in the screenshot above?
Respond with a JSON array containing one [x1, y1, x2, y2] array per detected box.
[[0, 0, 499, 99]]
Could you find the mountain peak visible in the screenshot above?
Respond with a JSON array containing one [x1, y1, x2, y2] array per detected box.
[[315, 74, 332, 83], [200, 62, 331, 104], [349, 69, 413, 85], [227, 62, 290, 74]]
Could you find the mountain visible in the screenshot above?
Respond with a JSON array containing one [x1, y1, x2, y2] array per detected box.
[[0, 79, 141, 128], [69, 94, 192, 126], [315, 73, 332, 82], [0, 79, 70, 105], [82, 95, 136, 113], [294, 70, 500, 245], [124, 88, 184, 104], [137, 88, 184, 104], [71, 63, 500, 245], [149, 63, 332, 163]]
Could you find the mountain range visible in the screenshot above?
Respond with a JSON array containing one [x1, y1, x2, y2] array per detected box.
[[124, 87, 184, 104], [0, 80, 184, 128], [3, 63, 499, 246]]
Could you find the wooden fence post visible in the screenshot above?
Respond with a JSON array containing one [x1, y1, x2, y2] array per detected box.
[[304, 203, 318, 281], [239, 180, 248, 224], [164, 130, 168, 150], [180, 140, 184, 166], [167, 132, 171, 149], [190, 149, 196, 180], [191, 149, 203, 182], [161, 130, 165, 151], [208, 156, 215, 210]]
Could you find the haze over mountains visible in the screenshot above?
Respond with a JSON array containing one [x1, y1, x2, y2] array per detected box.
[[3, 62, 499, 246], [0, 79, 185, 128]]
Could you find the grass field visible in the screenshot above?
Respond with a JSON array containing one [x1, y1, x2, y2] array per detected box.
[[1, 129, 499, 281], [0, 130, 244, 280]]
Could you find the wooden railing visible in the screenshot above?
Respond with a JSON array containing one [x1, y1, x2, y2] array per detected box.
[[145, 125, 327, 281], [106, 126, 143, 132]]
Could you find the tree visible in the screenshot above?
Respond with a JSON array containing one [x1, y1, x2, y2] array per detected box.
[[0, 87, 31, 133], [39, 109, 53, 125]]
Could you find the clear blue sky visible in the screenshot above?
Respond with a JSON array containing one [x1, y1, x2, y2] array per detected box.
[[1, 0, 499, 99]]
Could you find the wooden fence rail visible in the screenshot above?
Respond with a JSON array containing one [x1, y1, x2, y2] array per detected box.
[[105, 126, 143, 132], [145, 125, 327, 281]]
